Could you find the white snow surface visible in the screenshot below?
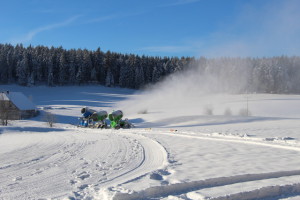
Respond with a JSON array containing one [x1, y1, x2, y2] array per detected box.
[[0, 85, 300, 200]]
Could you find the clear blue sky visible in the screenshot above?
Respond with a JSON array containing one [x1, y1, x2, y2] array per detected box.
[[1, 0, 300, 57]]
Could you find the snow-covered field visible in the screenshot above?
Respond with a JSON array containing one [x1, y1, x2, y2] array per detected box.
[[1, 85, 300, 200]]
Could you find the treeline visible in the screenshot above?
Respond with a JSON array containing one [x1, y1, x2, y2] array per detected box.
[[0, 44, 193, 88], [0, 44, 300, 93], [190, 56, 300, 94]]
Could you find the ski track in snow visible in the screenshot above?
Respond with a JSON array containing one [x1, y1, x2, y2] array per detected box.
[[1, 83, 300, 199], [209, 183, 300, 200], [0, 128, 167, 200], [113, 169, 300, 200], [158, 130, 300, 152], [1, 127, 300, 199], [111, 130, 300, 200]]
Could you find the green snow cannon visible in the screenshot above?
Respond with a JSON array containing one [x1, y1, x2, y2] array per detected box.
[[91, 110, 108, 121], [109, 110, 123, 129], [91, 110, 108, 128]]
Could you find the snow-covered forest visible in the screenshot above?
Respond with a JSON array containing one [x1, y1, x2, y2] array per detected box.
[[0, 43, 300, 93]]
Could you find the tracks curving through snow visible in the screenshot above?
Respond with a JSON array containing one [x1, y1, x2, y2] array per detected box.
[[113, 169, 300, 200], [155, 130, 300, 152], [1, 127, 300, 199], [111, 130, 300, 200], [0, 128, 167, 199]]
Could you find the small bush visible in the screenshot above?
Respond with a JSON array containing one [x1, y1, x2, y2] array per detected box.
[[239, 108, 251, 116], [138, 109, 148, 114], [204, 105, 214, 116], [43, 111, 56, 127], [224, 108, 232, 116]]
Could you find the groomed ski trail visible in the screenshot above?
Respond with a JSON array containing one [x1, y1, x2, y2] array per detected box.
[[113, 170, 300, 200], [0, 128, 168, 199], [111, 129, 300, 200]]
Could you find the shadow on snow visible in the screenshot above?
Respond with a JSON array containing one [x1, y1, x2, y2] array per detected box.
[[0, 126, 66, 134]]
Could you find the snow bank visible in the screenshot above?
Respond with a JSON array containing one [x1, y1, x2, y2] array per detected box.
[[113, 170, 300, 200], [211, 183, 300, 200]]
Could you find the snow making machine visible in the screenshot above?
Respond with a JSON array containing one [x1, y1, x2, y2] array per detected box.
[[78, 107, 94, 127], [91, 110, 108, 128], [78, 107, 133, 129], [79, 107, 108, 128], [108, 110, 132, 129]]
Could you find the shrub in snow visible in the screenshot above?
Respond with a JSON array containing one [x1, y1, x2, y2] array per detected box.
[[43, 111, 56, 127], [204, 105, 214, 115], [138, 109, 148, 114], [239, 108, 251, 116], [224, 108, 232, 116]]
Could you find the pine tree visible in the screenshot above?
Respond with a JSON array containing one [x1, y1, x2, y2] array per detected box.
[[59, 51, 68, 85], [83, 50, 93, 83], [94, 47, 105, 84], [123, 54, 136, 88], [6, 49, 15, 83], [134, 56, 145, 89], [105, 69, 114, 87], [47, 57, 54, 86], [119, 63, 128, 88], [152, 59, 164, 83], [67, 50, 77, 85], [16, 52, 29, 86], [75, 50, 84, 85], [0, 46, 8, 84]]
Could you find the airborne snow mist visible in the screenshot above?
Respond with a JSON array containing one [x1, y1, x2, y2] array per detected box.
[[118, 0, 300, 118], [116, 60, 250, 118]]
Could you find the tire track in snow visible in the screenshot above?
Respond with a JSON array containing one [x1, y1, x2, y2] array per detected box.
[[158, 131, 300, 152], [120, 132, 169, 183], [210, 183, 300, 200], [64, 130, 168, 200], [67, 130, 147, 199], [95, 139, 146, 186], [98, 131, 168, 187], [111, 130, 300, 200], [0, 132, 90, 199], [113, 170, 300, 200]]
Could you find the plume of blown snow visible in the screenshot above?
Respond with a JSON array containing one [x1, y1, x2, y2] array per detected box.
[[117, 0, 300, 117], [116, 63, 245, 118]]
